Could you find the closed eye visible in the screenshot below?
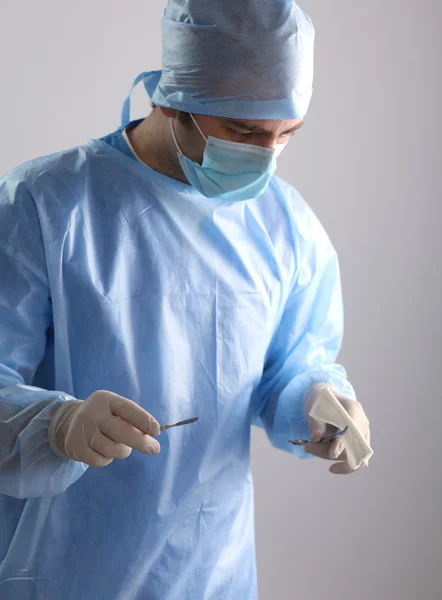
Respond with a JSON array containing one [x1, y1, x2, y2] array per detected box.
[[227, 127, 299, 143], [228, 128, 253, 139]]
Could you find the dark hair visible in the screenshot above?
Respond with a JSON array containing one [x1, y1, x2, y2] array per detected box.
[[151, 102, 192, 126]]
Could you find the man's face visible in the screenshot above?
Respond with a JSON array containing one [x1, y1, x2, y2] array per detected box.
[[162, 108, 304, 165]]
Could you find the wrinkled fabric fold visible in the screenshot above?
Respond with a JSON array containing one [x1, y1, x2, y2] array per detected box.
[[0, 124, 352, 599], [127, 0, 315, 119]]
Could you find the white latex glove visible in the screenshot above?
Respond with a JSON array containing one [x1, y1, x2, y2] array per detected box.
[[48, 390, 161, 467], [304, 383, 371, 475]]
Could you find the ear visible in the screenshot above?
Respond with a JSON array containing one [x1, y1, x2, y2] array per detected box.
[[159, 107, 178, 118]]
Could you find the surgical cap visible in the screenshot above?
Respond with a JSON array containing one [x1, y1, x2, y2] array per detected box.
[[144, 0, 315, 120]]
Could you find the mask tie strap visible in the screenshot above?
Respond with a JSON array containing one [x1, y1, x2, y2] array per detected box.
[[189, 113, 208, 142], [169, 119, 184, 155]]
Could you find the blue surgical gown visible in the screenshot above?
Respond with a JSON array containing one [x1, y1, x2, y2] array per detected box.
[[0, 121, 355, 600]]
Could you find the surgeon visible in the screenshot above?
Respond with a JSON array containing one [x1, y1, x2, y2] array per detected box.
[[0, 1, 371, 599]]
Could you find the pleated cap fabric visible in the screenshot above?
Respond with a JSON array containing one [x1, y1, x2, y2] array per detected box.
[[147, 0, 315, 119]]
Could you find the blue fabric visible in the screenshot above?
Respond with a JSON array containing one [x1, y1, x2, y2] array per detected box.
[[0, 125, 354, 600], [173, 126, 281, 201], [123, 0, 315, 120]]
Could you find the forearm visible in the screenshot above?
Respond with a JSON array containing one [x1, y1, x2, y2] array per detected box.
[[0, 382, 88, 499]]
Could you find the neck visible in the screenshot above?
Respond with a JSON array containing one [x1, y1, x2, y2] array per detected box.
[[126, 111, 188, 184]]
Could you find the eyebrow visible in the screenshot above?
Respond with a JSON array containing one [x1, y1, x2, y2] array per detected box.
[[221, 119, 305, 136]]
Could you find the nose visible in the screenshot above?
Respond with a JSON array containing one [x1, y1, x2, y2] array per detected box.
[[257, 137, 281, 151]]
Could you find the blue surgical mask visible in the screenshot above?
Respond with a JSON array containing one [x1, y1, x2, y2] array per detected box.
[[170, 114, 286, 201]]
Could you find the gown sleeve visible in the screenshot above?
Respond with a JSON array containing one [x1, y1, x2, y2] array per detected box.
[[0, 170, 88, 499], [251, 201, 356, 457]]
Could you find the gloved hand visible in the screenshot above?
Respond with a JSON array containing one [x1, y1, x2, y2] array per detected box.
[[304, 383, 371, 475], [48, 390, 161, 467]]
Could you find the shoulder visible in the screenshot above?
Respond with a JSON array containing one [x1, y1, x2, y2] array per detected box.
[[266, 175, 334, 254], [0, 144, 94, 206], [0, 144, 96, 265]]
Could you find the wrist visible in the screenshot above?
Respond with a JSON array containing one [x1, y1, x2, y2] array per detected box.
[[48, 400, 83, 460]]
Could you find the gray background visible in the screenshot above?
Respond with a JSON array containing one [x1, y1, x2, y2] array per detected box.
[[1, 1, 441, 598]]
